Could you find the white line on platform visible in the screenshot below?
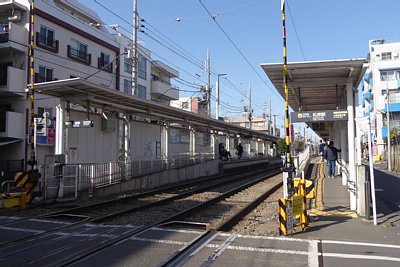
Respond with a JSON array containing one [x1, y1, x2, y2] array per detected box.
[[321, 252, 400, 262], [322, 240, 400, 249]]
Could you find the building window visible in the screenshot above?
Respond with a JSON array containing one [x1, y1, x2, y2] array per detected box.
[[124, 78, 132, 95], [98, 52, 112, 72], [68, 39, 91, 64], [381, 52, 392, 61], [138, 55, 147, 79], [36, 65, 53, 82], [380, 70, 396, 81], [182, 102, 189, 109], [36, 25, 59, 53], [40, 26, 54, 47], [137, 84, 146, 99], [124, 47, 132, 73]]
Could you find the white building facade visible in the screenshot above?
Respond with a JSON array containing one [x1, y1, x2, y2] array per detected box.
[[362, 39, 400, 156], [0, 0, 179, 175]]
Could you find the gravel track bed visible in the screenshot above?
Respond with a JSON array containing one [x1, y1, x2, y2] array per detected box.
[[101, 173, 272, 225], [232, 186, 283, 236], [184, 174, 283, 229], [0, 169, 274, 220]]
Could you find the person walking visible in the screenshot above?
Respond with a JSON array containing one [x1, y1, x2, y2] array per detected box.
[[236, 143, 243, 160], [324, 141, 341, 178]]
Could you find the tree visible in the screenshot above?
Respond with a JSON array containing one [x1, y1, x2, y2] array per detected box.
[[277, 138, 287, 155]]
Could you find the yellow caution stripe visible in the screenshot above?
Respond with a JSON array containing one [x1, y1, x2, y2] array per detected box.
[[278, 198, 287, 236]]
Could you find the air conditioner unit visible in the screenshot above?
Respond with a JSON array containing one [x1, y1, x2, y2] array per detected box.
[[8, 10, 22, 22]]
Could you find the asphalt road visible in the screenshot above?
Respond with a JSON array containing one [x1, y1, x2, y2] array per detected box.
[[374, 168, 400, 212]]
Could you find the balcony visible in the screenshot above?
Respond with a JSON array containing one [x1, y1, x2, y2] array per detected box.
[[67, 45, 91, 65], [97, 57, 113, 73], [151, 79, 179, 101], [36, 32, 59, 53], [0, 111, 24, 140], [0, 66, 25, 94], [0, 22, 27, 52]]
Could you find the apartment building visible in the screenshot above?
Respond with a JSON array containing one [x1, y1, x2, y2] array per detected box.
[[0, 0, 179, 173], [170, 96, 208, 117], [362, 39, 400, 155]]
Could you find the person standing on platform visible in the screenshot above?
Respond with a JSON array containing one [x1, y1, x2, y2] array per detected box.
[[324, 141, 341, 178], [319, 140, 325, 162], [236, 143, 243, 160]]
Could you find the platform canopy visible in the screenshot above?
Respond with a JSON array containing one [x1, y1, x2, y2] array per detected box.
[[261, 59, 367, 139], [32, 78, 279, 142]]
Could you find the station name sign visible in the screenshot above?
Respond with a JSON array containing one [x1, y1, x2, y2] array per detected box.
[[291, 110, 348, 123], [65, 120, 94, 128]]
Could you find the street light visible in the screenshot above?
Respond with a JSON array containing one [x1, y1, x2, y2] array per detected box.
[[216, 73, 227, 119]]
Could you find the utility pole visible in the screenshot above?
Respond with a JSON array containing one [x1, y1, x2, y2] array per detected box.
[[205, 49, 211, 117], [216, 73, 227, 120], [132, 0, 138, 96], [248, 84, 252, 129], [273, 115, 277, 136]]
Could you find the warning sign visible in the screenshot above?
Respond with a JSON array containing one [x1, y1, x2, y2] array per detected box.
[[292, 195, 303, 216], [286, 205, 294, 231]]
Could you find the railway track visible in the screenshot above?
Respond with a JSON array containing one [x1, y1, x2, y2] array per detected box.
[[0, 165, 282, 266]]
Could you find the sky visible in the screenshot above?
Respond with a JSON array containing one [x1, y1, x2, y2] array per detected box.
[[78, 0, 400, 138]]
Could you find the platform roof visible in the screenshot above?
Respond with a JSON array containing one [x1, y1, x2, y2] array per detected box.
[[261, 59, 367, 139], [33, 78, 279, 142]]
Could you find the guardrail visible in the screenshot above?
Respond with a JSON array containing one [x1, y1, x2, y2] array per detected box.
[[70, 153, 216, 190]]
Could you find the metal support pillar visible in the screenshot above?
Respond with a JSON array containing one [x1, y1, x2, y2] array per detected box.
[[189, 126, 196, 156], [55, 101, 65, 156], [341, 122, 348, 186], [346, 83, 357, 211], [161, 123, 169, 160], [211, 131, 216, 158]]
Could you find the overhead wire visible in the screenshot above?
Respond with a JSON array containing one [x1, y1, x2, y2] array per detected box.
[[198, 0, 283, 101], [91, 0, 248, 103], [286, 0, 306, 61]]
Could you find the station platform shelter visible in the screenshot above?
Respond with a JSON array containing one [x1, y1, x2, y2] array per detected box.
[[262, 59, 371, 217], [23, 78, 280, 200]]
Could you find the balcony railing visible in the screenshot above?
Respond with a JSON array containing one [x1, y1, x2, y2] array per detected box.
[[0, 66, 25, 94], [0, 22, 27, 51], [67, 45, 91, 65], [0, 111, 24, 139], [151, 79, 179, 100], [35, 73, 57, 83], [36, 32, 59, 53], [97, 57, 113, 73], [0, 23, 9, 43]]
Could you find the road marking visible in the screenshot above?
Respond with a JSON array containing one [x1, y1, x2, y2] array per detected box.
[[0, 226, 43, 233], [322, 240, 400, 249], [308, 240, 319, 267], [321, 252, 400, 262], [236, 234, 310, 242], [128, 236, 309, 255]]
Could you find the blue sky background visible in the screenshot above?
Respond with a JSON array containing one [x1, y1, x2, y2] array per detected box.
[[79, 0, 400, 137]]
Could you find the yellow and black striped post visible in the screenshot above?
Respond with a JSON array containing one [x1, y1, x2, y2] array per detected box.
[[278, 198, 288, 236], [297, 180, 309, 229], [281, 0, 295, 194], [28, 0, 37, 170]]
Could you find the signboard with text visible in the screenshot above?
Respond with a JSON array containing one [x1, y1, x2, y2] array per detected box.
[[291, 110, 348, 123]]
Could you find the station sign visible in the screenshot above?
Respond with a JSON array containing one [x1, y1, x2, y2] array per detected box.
[[291, 109, 348, 123], [65, 120, 94, 128]]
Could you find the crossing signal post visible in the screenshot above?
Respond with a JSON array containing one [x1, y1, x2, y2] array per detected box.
[[277, 0, 309, 236]]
